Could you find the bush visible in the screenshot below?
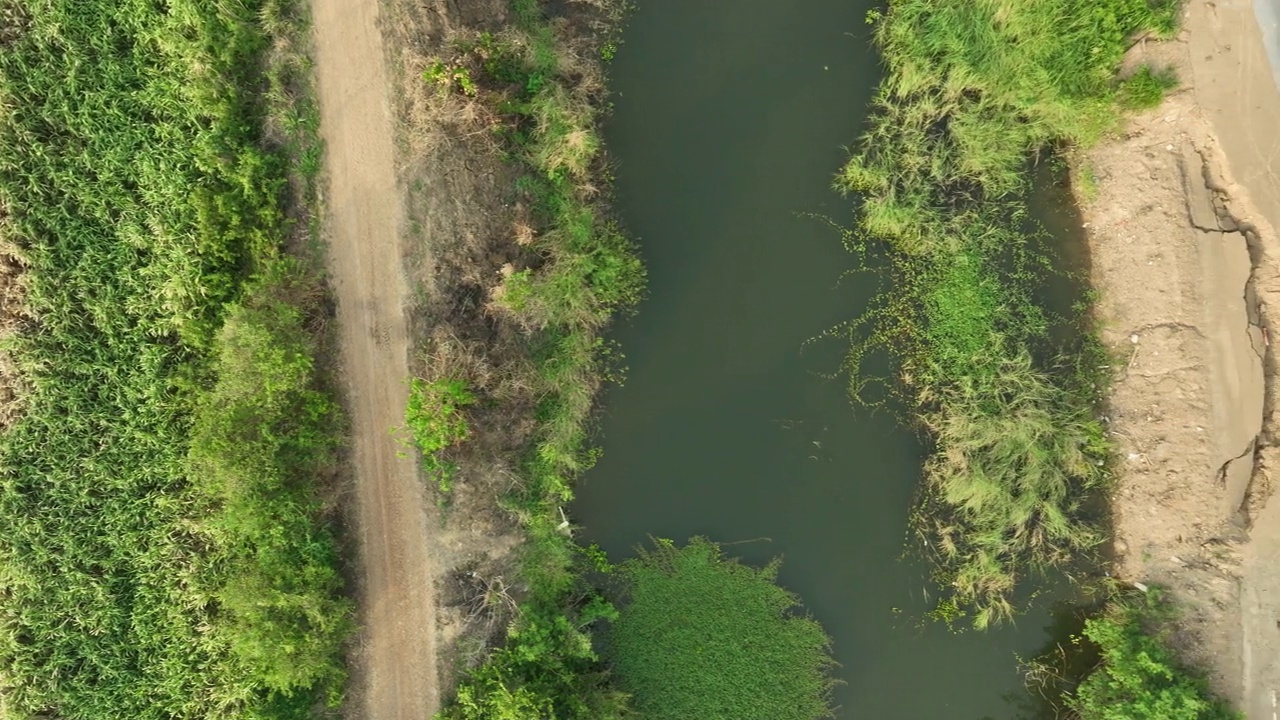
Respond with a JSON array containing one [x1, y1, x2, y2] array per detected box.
[[188, 279, 351, 700], [405, 377, 475, 490], [439, 599, 630, 720], [608, 538, 837, 720], [1070, 590, 1239, 720]]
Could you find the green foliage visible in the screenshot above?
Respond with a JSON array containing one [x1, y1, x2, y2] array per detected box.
[[1119, 65, 1178, 109], [608, 538, 837, 720], [1069, 590, 1239, 719], [837, 0, 1180, 623], [188, 277, 351, 699], [425, 59, 478, 96], [0, 0, 348, 716], [406, 377, 475, 490], [439, 598, 630, 720], [923, 352, 1107, 627]]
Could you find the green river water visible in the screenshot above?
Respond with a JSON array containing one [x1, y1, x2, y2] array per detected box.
[[573, 2, 1087, 718]]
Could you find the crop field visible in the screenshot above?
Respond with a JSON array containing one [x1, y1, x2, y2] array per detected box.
[[0, 1, 347, 718]]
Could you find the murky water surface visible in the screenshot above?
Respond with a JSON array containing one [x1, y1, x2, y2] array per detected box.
[[574, 3, 1082, 717]]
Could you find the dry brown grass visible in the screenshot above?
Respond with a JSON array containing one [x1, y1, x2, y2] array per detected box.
[[0, 217, 29, 432]]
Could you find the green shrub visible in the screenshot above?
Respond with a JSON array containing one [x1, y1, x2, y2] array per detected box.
[[189, 279, 351, 699], [608, 538, 837, 720], [405, 377, 475, 490], [1069, 590, 1239, 720], [439, 599, 630, 720]]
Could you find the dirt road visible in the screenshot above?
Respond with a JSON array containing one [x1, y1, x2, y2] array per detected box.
[[312, 0, 440, 718], [1087, 2, 1280, 717]]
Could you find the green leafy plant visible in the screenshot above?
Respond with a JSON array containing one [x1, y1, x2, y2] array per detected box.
[[608, 538, 837, 720], [1023, 589, 1241, 719], [440, 598, 629, 720], [425, 59, 479, 96], [0, 0, 349, 716], [405, 377, 476, 491]]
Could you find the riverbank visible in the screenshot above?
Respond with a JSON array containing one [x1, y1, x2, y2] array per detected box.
[[1081, 0, 1280, 715], [369, 0, 650, 713]]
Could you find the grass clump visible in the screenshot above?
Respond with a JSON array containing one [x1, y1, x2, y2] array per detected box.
[[0, 0, 349, 716], [608, 538, 837, 720], [406, 377, 475, 491], [1119, 65, 1179, 109], [839, 0, 1180, 626]]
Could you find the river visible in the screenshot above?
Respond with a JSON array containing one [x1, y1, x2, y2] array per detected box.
[[573, 1, 1079, 717]]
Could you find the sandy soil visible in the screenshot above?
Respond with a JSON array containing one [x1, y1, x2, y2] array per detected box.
[[311, 0, 442, 717], [1083, 1, 1280, 716]]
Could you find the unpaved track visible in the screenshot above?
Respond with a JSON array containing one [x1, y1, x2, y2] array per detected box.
[[312, 0, 440, 718]]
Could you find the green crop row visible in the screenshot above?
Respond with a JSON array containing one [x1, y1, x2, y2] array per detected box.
[[838, 0, 1180, 627], [0, 0, 347, 717], [1023, 589, 1239, 719]]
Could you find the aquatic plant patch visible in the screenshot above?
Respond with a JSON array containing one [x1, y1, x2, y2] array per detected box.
[[838, 0, 1180, 626], [608, 538, 837, 720]]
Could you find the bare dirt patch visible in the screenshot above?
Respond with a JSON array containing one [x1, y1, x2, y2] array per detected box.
[[0, 236, 26, 431], [1082, 1, 1280, 715]]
